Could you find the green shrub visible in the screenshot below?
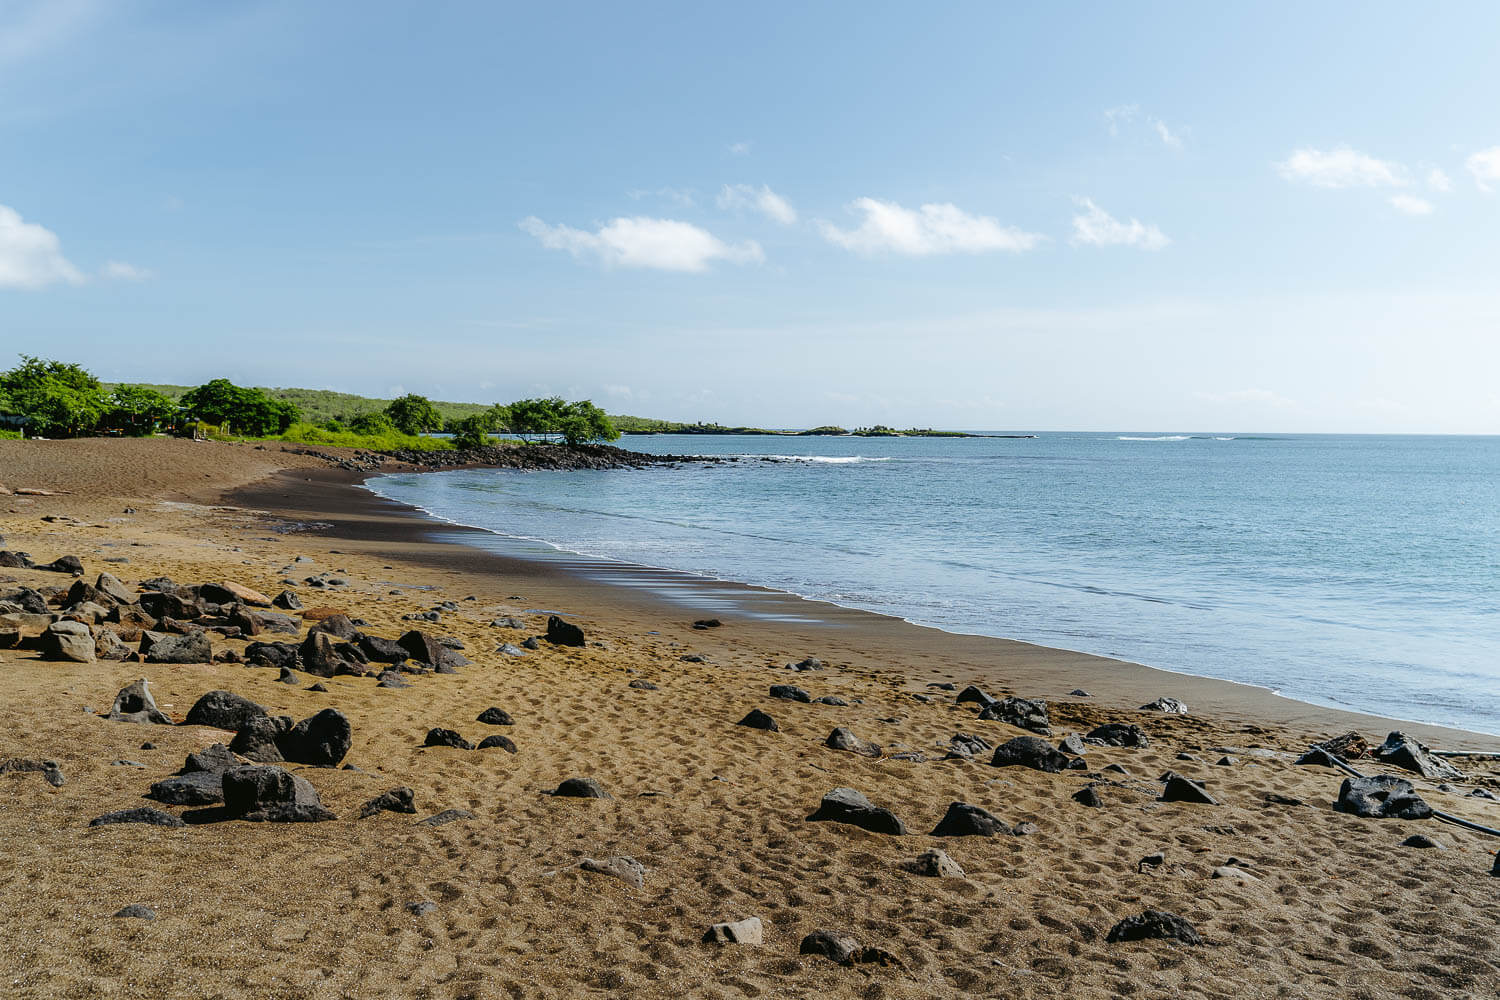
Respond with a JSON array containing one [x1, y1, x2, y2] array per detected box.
[[276, 422, 455, 452], [0, 428, 22, 440]]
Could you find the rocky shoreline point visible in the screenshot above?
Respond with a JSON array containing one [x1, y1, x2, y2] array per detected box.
[[278, 441, 737, 474]]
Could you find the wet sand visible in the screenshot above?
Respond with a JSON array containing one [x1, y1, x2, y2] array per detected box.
[[2, 438, 1498, 1000]]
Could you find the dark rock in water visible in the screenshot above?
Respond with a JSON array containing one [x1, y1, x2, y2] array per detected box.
[[1161, 776, 1218, 805], [813, 695, 849, 706], [899, 848, 965, 878], [930, 801, 1010, 837], [423, 727, 472, 750], [359, 787, 416, 818], [1295, 747, 1340, 767], [1074, 785, 1105, 808], [955, 685, 995, 707], [553, 776, 611, 799], [148, 771, 224, 806], [990, 736, 1069, 773], [1106, 910, 1202, 945], [417, 809, 474, 827], [107, 678, 173, 725], [477, 733, 517, 752], [229, 715, 288, 763], [182, 743, 238, 774], [807, 787, 906, 835], [1401, 834, 1443, 849], [825, 727, 881, 758], [477, 707, 514, 726], [1058, 733, 1089, 756], [113, 904, 156, 920], [1087, 723, 1151, 748], [144, 631, 211, 664], [282, 708, 352, 766], [221, 764, 321, 816], [90, 807, 185, 828], [1141, 697, 1189, 714], [736, 709, 779, 732], [544, 615, 585, 647], [800, 930, 859, 964], [272, 590, 302, 611], [978, 696, 1051, 735], [769, 684, 811, 703], [628, 679, 659, 691], [1070, 688, 1092, 697], [1371, 731, 1463, 780], [1336, 774, 1433, 819], [184, 690, 267, 731]]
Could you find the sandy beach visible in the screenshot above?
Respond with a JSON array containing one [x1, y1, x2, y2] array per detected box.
[[2, 437, 1497, 1000]]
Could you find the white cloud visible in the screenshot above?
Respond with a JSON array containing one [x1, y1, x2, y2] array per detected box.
[[1274, 147, 1406, 188], [101, 259, 152, 280], [818, 198, 1042, 256], [1069, 198, 1169, 250], [716, 184, 797, 225], [519, 215, 763, 272], [1466, 146, 1500, 193], [1426, 167, 1452, 193], [0, 203, 84, 288], [727, 141, 751, 156], [1389, 194, 1433, 216], [1103, 104, 1139, 137], [1152, 118, 1183, 149], [626, 186, 696, 208]]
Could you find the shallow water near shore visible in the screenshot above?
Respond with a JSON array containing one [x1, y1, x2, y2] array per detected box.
[[366, 432, 1500, 734]]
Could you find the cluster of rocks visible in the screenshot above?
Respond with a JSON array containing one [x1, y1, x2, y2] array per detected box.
[[383, 443, 730, 471]]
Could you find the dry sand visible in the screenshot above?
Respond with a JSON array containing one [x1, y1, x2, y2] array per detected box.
[[2, 438, 1498, 999]]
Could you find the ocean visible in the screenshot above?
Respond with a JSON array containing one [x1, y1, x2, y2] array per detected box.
[[365, 433, 1500, 735]]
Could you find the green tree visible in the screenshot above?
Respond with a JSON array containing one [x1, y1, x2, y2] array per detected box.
[[348, 411, 395, 435], [0, 355, 109, 437], [505, 396, 567, 442], [450, 414, 493, 449], [557, 400, 619, 445], [180, 378, 300, 435], [103, 385, 177, 436], [384, 393, 443, 436]]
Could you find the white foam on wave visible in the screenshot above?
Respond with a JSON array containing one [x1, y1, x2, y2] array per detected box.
[[1117, 435, 1191, 442]]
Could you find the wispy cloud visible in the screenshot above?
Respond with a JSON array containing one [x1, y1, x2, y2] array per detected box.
[[626, 186, 696, 208], [0, 203, 84, 288], [519, 215, 763, 272], [1426, 167, 1452, 193], [727, 141, 751, 156], [101, 259, 152, 280], [717, 183, 797, 224], [1070, 198, 1169, 250], [1274, 147, 1406, 188], [1389, 194, 1433, 216], [1466, 146, 1500, 193], [1104, 104, 1184, 149], [818, 198, 1042, 256]]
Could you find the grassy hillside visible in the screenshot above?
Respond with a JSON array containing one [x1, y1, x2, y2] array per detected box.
[[105, 384, 493, 426]]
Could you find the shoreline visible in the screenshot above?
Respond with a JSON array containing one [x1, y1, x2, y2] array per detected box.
[[235, 463, 1500, 752]]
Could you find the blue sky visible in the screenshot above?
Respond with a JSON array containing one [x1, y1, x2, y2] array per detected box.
[[3, 1, 1499, 432]]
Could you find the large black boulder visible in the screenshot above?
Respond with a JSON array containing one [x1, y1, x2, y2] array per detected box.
[[1106, 910, 1203, 945], [184, 690, 267, 731], [221, 765, 321, 816], [358, 634, 408, 663], [398, 630, 445, 665], [736, 708, 779, 731], [1335, 774, 1433, 819], [1371, 731, 1463, 780], [476, 707, 514, 726], [229, 715, 290, 763], [553, 776, 611, 799], [1160, 775, 1218, 805], [930, 801, 1011, 837], [423, 727, 473, 750], [1086, 723, 1151, 748], [281, 708, 352, 766], [806, 787, 907, 835], [544, 615, 586, 647], [769, 684, 811, 703], [148, 771, 224, 806], [978, 696, 1051, 735], [990, 736, 1070, 773], [244, 641, 300, 670], [144, 632, 211, 664]]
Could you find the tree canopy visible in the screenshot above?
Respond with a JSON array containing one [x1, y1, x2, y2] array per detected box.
[[384, 394, 444, 436], [103, 385, 177, 436], [179, 378, 299, 435], [0, 356, 109, 437], [501, 396, 618, 444]]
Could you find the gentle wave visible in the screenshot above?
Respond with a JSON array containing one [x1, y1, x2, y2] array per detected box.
[[1117, 435, 1191, 442], [747, 454, 893, 464]]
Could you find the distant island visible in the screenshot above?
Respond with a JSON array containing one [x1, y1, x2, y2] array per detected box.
[[609, 417, 1032, 439]]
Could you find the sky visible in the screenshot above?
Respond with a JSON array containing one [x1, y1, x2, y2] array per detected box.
[[2, 0, 1499, 433]]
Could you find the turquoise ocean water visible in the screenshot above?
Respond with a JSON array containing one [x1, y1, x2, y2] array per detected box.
[[366, 433, 1500, 735]]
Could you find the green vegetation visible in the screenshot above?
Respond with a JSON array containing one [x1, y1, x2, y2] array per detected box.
[[0, 356, 109, 437], [611, 416, 775, 435], [0, 428, 22, 440], [179, 379, 300, 436], [277, 422, 456, 452], [384, 393, 445, 436], [105, 385, 177, 436], [797, 425, 849, 436]]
